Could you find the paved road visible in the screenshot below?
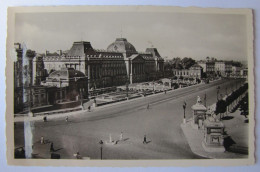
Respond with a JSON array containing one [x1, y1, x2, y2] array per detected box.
[[14, 78, 245, 159]]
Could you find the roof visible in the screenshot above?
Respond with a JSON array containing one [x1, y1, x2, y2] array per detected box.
[[145, 48, 161, 57], [128, 54, 145, 61], [48, 68, 86, 80], [67, 41, 96, 57], [192, 103, 207, 110], [141, 54, 155, 60], [46, 52, 59, 56], [190, 64, 203, 69], [107, 38, 137, 54], [95, 51, 124, 58]]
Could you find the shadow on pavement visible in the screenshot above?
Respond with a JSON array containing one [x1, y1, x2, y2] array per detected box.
[[224, 136, 236, 149], [221, 116, 234, 120], [53, 148, 63, 152]]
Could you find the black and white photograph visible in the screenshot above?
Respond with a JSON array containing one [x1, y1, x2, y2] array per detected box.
[[6, 6, 255, 166]]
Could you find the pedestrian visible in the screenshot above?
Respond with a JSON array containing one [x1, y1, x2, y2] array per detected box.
[[120, 132, 123, 141], [50, 142, 54, 152], [164, 90, 167, 94], [43, 116, 47, 122], [88, 106, 91, 112], [76, 151, 81, 159], [65, 116, 68, 122], [40, 136, 44, 144], [143, 135, 147, 144], [147, 104, 150, 110]]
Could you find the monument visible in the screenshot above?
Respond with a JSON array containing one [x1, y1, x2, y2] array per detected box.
[[202, 117, 225, 152], [191, 96, 207, 129]]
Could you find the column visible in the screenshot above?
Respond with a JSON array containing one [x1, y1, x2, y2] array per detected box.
[[88, 64, 90, 91], [60, 88, 62, 102], [130, 61, 133, 84], [64, 88, 67, 100]]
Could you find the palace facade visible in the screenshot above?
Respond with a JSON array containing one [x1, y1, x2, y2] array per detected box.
[[14, 38, 164, 113], [42, 38, 164, 90]]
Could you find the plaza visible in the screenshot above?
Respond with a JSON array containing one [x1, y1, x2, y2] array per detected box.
[[14, 78, 248, 159]]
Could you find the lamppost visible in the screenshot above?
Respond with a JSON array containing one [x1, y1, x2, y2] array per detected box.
[[216, 86, 220, 100], [126, 79, 129, 99], [80, 88, 84, 108], [102, 79, 105, 94], [183, 101, 187, 124], [204, 93, 207, 107], [99, 140, 103, 160], [59, 80, 62, 103]]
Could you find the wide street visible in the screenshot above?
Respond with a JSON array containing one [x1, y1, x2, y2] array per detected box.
[[14, 78, 245, 159]]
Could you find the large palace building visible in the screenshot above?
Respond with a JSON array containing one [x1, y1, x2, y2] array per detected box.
[[14, 38, 164, 113], [42, 38, 164, 90]]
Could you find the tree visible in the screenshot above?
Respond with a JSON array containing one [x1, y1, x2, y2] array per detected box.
[[181, 57, 196, 69], [173, 76, 177, 80], [215, 99, 227, 120], [201, 72, 207, 79], [239, 94, 248, 118]]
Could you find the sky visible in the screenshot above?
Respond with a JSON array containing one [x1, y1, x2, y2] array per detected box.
[[15, 11, 248, 61]]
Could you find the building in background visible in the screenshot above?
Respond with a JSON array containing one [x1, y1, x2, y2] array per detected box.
[[240, 68, 248, 78], [14, 43, 88, 113], [197, 60, 215, 75], [43, 38, 164, 90], [215, 61, 232, 77], [172, 64, 203, 79], [231, 66, 242, 78], [14, 43, 37, 113], [41, 68, 88, 104]]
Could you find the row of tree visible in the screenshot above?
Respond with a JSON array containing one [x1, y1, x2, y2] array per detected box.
[[164, 57, 243, 70], [164, 57, 196, 70], [215, 83, 248, 120]]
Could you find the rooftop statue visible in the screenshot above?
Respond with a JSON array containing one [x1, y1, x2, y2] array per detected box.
[[197, 96, 202, 104]]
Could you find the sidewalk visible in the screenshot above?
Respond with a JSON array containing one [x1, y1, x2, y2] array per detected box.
[[181, 108, 248, 159]]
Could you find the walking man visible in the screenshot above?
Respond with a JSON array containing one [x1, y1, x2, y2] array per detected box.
[[147, 104, 150, 110], [88, 106, 91, 112], [65, 116, 69, 122], [120, 132, 123, 141], [143, 135, 147, 144], [40, 136, 44, 144], [76, 152, 81, 159], [50, 142, 54, 152]]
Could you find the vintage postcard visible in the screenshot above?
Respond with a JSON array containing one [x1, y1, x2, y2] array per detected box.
[[6, 6, 255, 166]]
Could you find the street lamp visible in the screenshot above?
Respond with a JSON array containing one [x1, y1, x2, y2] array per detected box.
[[183, 101, 187, 124], [102, 79, 105, 94], [204, 93, 207, 107], [126, 79, 129, 99], [99, 140, 103, 160]]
